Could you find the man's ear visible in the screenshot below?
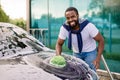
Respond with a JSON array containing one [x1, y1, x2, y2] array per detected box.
[[77, 14, 79, 18]]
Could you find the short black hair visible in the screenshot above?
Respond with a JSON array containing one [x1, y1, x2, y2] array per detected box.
[[65, 7, 79, 15]]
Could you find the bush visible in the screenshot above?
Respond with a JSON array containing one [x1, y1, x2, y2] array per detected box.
[[103, 52, 120, 61]]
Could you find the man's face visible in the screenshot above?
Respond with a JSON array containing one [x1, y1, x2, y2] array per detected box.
[[65, 10, 79, 28]]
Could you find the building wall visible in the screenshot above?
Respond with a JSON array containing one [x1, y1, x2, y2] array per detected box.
[[27, 0, 120, 54]]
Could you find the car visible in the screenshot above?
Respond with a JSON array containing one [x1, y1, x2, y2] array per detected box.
[[0, 22, 98, 80]]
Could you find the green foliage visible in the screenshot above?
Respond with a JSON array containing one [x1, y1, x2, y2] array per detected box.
[[10, 18, 26, 30], [103, 52, 120, 61], [89, 0, 104, 9], [105, 38, 120, 44], [0, 5, 26, 30], [88, 0, 120, 28], [0, 5, 9, 22]]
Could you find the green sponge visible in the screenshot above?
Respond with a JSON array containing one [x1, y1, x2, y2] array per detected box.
[[50, 55, 66, 68]]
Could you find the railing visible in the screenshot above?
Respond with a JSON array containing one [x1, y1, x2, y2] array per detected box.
[[29, 28, 48, 45]]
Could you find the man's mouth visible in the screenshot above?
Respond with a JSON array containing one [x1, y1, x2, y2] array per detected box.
[[70, 21, 75, 26]]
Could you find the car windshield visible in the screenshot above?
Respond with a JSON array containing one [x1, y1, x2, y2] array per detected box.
[[0, 22, 46, 59]]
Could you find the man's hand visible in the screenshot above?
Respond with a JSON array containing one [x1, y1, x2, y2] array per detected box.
[[55, 38, 64, 56], [93, 57, 101, 69]]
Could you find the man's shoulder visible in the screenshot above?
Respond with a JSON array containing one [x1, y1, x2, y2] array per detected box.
[[62, 22, 71, 31], [60, 25, 68, 32], [80, 19, 96, 27]]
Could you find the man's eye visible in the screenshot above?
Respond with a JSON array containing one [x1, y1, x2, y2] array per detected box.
[[66, 17, 69, 20], [71, 16, 75, 18]]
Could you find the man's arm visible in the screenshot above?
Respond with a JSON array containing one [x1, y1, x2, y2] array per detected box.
[[56, 38, 65, 55], [93, 32, 104, 69]]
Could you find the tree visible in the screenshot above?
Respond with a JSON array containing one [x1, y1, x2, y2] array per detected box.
[[0, 5, 9, 22], [0, 5, 26, 30], [89, 0, 104, 10], [88, 0, 120, 27], [10, 18, 26, 30], [103, 0, 120, 26]]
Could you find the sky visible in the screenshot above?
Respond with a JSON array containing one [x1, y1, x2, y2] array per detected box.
[[1, 0, 26, 20]]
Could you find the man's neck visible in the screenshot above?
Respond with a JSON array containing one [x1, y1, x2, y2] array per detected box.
[[72, 24, 80, 30]]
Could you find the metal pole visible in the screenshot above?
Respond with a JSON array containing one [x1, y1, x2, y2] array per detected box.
[[109, 13, 112, 53], [101, 55, 114, 80], [26, 0, 30, 32], [47, 0, 51, 47], [0, 0, 2, 7]]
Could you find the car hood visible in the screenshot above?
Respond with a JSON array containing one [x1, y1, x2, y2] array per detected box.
[[0, 22, 52, 59]]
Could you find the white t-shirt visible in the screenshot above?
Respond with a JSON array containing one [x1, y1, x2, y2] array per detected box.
[[58, 22, 99, 53]]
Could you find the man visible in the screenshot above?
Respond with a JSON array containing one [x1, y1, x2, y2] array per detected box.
[[55, 7, 104, 71]]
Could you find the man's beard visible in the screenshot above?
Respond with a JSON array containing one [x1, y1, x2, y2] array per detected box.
[[68, 20, 79, 29]]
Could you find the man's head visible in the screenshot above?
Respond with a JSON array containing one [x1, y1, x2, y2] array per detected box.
[[65, 7, 79, 29]]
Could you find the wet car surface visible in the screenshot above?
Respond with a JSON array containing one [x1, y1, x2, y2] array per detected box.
[[0, 22, 98, 80]]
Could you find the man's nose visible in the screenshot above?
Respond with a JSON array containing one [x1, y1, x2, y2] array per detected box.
[[69, 17, 73, 22]]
